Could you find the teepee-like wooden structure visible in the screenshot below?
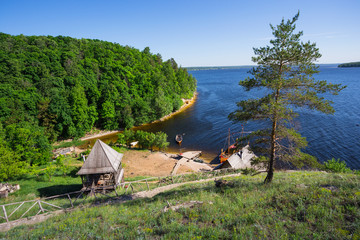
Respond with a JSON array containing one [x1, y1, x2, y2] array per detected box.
[[77, 139, 124, 188]]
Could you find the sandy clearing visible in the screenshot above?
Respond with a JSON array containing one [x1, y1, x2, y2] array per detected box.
[[121, 150, 208, 178]]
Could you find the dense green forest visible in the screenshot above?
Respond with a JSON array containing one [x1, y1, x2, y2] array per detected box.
[[338, 61, 360, 67], [0, 33, 196, 174]]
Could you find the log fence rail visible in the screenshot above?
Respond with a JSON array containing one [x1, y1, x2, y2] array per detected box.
[[1, 167, 242, 224]]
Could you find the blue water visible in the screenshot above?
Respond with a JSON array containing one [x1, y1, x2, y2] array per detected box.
[[136, 64, 360, 169]]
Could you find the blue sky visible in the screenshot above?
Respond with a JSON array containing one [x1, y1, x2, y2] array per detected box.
[[1, 0, 359, 67]]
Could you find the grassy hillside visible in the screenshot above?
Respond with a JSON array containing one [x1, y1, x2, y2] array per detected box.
[[1, 171, 359, 239]]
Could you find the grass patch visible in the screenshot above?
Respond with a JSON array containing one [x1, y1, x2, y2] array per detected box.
[[0, 175, 83, 205], [1, 171, 360, 239], [53, 139, 86, 150]]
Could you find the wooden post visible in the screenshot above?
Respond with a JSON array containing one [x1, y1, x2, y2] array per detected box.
[[146, 180, 150, 191], [2, 205, 8, 223], [74, 190, 84, 204], [113, 185, 119, 196], [20, 201, 38, 219], [92, 188, 98, 199], [158, 177, 161, 187], [38, 200, 45, 213], [67, 194, 73, 208], [40, 201, 62, 209], [125, 183, 131, 194], [8, 202, 24, 219]]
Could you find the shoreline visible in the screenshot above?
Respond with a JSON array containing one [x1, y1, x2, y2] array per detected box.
[[81, 92, 198, 141], [134, 92, 198, 128], [159, 92, 198, 122], [54, 92, 198, 144]]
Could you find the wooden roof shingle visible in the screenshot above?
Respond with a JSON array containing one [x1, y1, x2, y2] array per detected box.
[[77, 139, 123, 175]]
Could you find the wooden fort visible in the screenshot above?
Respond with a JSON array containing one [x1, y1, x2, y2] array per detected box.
[[77, 139, 124, 189]]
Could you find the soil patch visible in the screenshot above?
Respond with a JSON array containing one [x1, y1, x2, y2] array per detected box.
[[122, 150, 194, 177]]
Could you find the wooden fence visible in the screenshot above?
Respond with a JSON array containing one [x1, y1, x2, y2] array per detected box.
[[1, 167, 243, 224]]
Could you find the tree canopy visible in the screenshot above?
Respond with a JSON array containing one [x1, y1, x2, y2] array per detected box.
[[0, 33, 196, 179], [229, 12, 345, 183], [0, 33, 196, 140]]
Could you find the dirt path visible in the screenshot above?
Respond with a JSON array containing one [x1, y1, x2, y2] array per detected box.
[[0, 172, 244, 232], [121, 172, 244, 199]]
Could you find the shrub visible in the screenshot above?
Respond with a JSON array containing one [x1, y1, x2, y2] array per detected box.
[[323, 158, 352, 173], [44, 166, 57, 182]]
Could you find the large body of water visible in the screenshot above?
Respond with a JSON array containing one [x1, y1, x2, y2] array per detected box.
[[103, 64, 360, 169]]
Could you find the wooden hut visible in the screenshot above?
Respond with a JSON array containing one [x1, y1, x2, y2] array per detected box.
[[77, 139, 124, 189]]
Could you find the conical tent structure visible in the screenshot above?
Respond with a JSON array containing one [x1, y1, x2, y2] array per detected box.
[[77, 139, 124, 187]]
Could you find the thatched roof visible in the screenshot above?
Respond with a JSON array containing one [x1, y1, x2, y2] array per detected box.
[[77, 139, 123, 175]]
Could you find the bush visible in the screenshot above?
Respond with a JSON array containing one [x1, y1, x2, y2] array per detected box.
[[44, 166, 57, 182], [323, 158, 352, 173], [53, 139, 85, 150], [118, 129, 169, 151]]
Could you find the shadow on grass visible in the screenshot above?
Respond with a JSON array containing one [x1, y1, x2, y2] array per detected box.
[[68, 167, 81, 177], [38, 184, 83, 197]]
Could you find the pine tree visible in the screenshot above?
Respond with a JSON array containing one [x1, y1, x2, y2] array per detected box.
[[229, 12, 345, 183]]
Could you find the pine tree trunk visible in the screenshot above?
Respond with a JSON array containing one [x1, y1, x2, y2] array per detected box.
[[264, 85, 280, 184], [264, 119, 276, 184]]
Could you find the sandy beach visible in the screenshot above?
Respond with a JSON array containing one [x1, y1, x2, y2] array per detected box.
[[121, 149, 212, 178], [54, 92, 208, 177]]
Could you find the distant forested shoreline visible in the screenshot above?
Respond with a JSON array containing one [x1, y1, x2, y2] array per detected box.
[[338, 62, 360, 68], [186, 66, 255, 71], [0, 33, 196, 166]]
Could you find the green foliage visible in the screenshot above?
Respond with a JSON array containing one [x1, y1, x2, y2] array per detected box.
[[0, 33, 196, 141], [228, 13, 345, 183], [28, 166, 42, 180], [122, 129, 136, 148], [54, 155, 71, 176], [154, 131, 170, 151], [81, 149, 91, 156], [116, 133, 126, 146], [323, 158, 352, 173], [2, 171, 360, 239], [0, 172, 82, 204], [135, 130, 148, 149], [44, 165, 57, 182], [0, 33, 196, 178], [55, 155, 65, 167], [110, 145, 126, 154], [53, 139, 85, 149], [0, 144, 27, 181], [0, 123, 35, 180], [4, 122, 51, 165], [118, 129, 169, 151], [240, 168, 258, 175]]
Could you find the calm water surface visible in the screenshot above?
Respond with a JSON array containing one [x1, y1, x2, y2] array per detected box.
[[102, 65, 360, 169]]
